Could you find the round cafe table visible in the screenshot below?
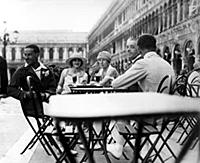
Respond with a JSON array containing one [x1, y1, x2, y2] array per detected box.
[[45, 92, 200, 163]]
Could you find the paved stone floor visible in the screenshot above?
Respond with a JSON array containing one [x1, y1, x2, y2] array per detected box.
[[0, 97, 199, 163]]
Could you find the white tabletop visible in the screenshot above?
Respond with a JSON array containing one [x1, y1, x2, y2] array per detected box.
[[45, 92, 200, 119]]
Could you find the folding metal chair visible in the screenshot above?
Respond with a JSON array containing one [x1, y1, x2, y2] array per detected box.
[[20, 76, 62, 161], [175, 83, 200, 149], [115, 75, 178, 162]]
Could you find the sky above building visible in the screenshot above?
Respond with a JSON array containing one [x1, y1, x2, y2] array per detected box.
[[0, 0, 113, 32]]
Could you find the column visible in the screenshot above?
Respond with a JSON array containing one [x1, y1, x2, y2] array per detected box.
[[15, 47, 21, 60], [7, 69, 10, 82], [167, 6, 170, 29], [184, 0, 189, 20], [63, 47, 68, 60], [83, 47, 86, 58], [44, 47, 49, 60], [53, 47, 59, 61], [6, 47, 12, 61], [177, 0, 181, 23], [171, 5, 175, 27], [122, 38, 125, 51], [73, 47, 77, 54]]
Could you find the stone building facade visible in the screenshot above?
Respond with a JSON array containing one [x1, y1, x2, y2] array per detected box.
[[88, 0, 200, 75], [0, 30, 88, 80]]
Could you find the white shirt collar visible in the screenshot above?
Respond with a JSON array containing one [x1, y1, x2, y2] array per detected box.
[[24, 61, 47, 70], [144, 51, 159, 59], [33, 62, 47, 71]]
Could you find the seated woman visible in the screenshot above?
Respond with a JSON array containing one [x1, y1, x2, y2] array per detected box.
[[90, 51, 119, 87], [56, 53, 88, 94]]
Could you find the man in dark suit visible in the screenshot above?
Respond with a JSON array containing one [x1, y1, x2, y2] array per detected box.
[[7, 44, 57, 115], [0, 56, 8, 95]]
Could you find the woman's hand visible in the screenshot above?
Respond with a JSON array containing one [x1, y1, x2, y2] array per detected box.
[[89, 81, 100, 86], [56, 85, 62, 94]]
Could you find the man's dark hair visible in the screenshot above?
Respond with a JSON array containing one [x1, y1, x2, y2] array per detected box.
[[137, 34, 157, 51], [25, 44, 40, 53]]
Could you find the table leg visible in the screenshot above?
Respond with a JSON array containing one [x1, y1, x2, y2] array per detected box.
[[102, 120, 112, 163], [56, 119, 76, 163], [131, 121, 143, 163], [77, 121, 95, 163]]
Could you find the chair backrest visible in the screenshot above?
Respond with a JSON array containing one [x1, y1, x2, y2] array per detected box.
[[20, 76, 44, 117], [157, 75, 173, 94], [187, 83, 200, 97], [170, 74, 189, 96]]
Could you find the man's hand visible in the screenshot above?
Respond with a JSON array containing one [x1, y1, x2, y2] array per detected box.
[[23, 91, 32, 99], [40, 92, 51, 102]]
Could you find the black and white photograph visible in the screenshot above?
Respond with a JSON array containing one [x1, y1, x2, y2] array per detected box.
[[0, 0, 200, 162]]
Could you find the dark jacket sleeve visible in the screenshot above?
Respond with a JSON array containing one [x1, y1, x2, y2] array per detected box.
[[41, 68, 57, 95], [7, 67, 27, 101], [46, 69, 57, 95], [0, 57, 8, 94]]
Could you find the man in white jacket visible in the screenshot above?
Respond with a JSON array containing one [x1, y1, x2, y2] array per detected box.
[[107, 34, 175, 159]]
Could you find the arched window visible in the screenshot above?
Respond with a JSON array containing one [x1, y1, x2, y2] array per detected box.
[[77, 47, 83, 53], [68, 47, 73, 57], [173, 44, 182, 75], [185, 40, 195, 71], [163, 46, 171, 64]]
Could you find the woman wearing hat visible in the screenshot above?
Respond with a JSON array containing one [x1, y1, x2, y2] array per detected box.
[[92, 51, 119, 87], [56, 53, 88, 94]]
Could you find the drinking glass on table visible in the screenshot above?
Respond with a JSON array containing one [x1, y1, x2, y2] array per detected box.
[[72, 76, 77, 84], [95, 76, 101, 83]]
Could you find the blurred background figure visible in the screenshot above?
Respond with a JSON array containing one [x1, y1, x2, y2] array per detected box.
[[88, 61, 100, 82], [56, 53, 88, 94], [0, 56, 8, 95]]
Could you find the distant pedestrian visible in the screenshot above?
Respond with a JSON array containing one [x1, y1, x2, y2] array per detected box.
[[0, 56, 8, 95]]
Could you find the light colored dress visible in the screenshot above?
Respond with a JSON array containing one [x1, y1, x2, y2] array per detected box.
[[96, 65, 119, 87], [57, 68, 88, 94]]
